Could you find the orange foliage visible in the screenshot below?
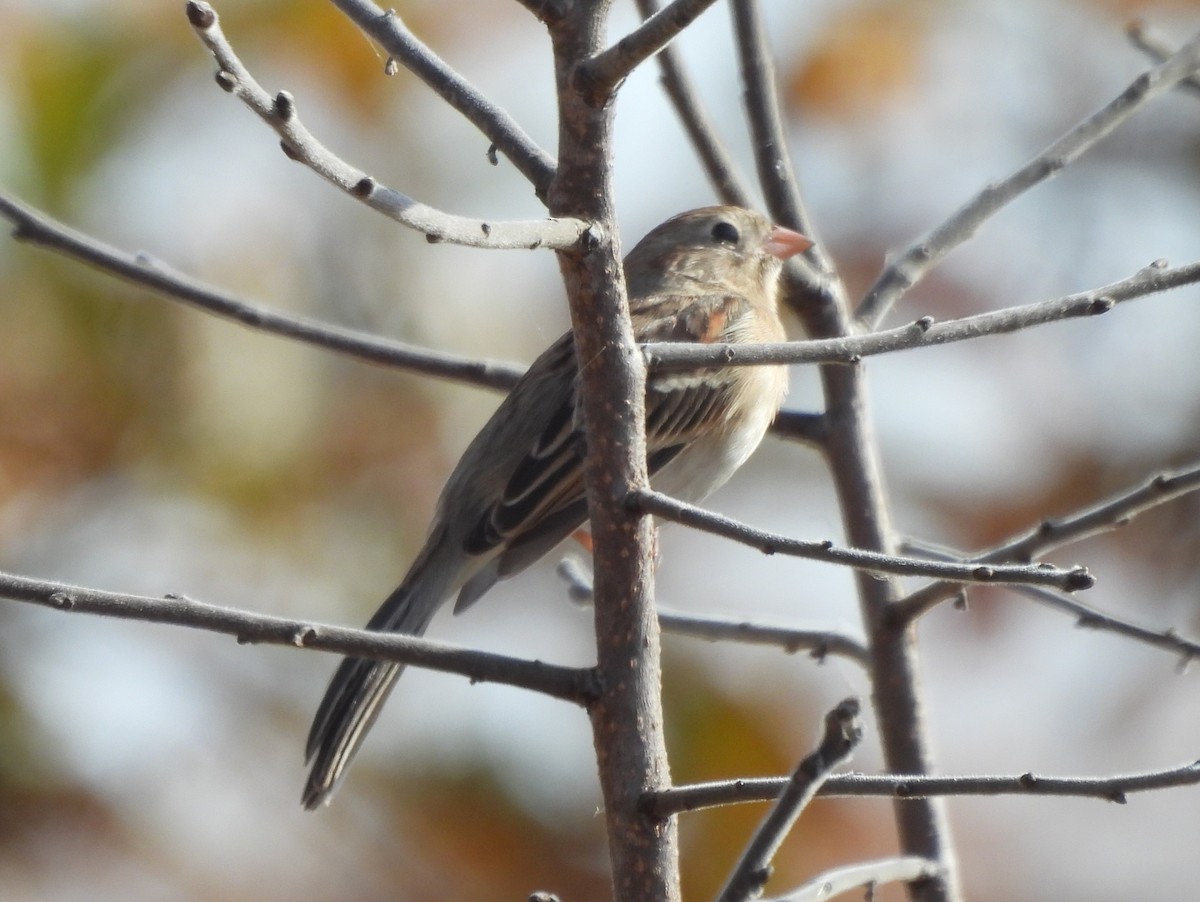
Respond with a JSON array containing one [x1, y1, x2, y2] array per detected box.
[[788, 2, 929, 120]]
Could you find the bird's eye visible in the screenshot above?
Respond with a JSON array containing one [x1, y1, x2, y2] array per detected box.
[[710, 221, 740, 245]]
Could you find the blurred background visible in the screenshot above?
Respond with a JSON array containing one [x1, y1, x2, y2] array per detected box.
[[3, 0, 1200, 898]]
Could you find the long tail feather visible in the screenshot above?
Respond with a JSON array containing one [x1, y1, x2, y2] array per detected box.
[[302, 540, 460, 808]]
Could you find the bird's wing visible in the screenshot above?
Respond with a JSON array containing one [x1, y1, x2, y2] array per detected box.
[[637, 292, 756, 449], [457, 292, 753, 604]]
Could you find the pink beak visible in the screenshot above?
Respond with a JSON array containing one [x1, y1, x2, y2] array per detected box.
[[764, 224, 813, 260]]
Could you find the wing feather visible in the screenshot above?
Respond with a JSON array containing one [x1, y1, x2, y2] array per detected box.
[[462, 291, 756, 562]]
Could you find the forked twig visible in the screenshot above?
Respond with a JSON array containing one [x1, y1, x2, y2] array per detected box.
[[186, 2, 585, 249], [715, 699, 863, 902], [857, 28, 1200, 327]]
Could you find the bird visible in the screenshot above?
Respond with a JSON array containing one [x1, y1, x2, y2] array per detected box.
[[302, 205, 812, 808]]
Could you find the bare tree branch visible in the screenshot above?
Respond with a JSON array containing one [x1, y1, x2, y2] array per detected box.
[[646, 759, 1200, 816], [659, 611, 869, 666], [186, 2, 584, 249], [899, 560, 1200, 665], [719, 9, 960, 890], [856, 28, 1200, 328], [17, 177, 1192, 406], [989, 464, 1200, 561], [769, 410, 828, 447], [1014, 584, 1200, 666], [556, 557, 870, 666], [0, 569, 597, 704], [729, 0, 837, 290], [716, 699, 863, 902], [627, 489, 1095, 591], [545, 4, 680, 896], [764, 857, 943, 902], [327, 0, 559, 198], [895, 462, 1200, 624], [0, 192, 524, 391], [579, 0, 720, 104], [644, 258, 1200, 370], [1126, 20, 1200, 98], [633, 0, 754, 207], [0, 190, 834, 441]]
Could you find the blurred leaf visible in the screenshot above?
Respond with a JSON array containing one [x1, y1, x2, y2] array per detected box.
[[787, 1, 930, 120], [13, 20, 183, 208], [394, 767, 609, 900]]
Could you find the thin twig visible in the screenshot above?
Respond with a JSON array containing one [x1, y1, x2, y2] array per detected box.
[[644, 258, 1200, 370], [627, 488, 1095, 591], [186, 2, 584, 249], [579, 0, 721, 104], [898, 556, 1200, 667], [769, 409, 828, 447], [891, 581, 964, 624], [660, 611, 870, 666], [895, 462, 1200, 624], [764, 856, 943, 902], [1125, 21, 1200, 98], [1014, 584, 1200, 668], [730, 0, 937, 886], [856, 28, 1200, 328], [645, 759, 1200, 816], [715, 699, 863, 902], [0, 192, 524, 391], [634, 0, 754, 207], [555, 557, 870, 666], [327, 0, 559, 198], [0, 569, 597, 704], [991, 464, 1200, 562], [729, 0, 835, 286]]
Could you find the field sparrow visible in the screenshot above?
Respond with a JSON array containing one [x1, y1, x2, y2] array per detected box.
[[303, 206, 811, 808]]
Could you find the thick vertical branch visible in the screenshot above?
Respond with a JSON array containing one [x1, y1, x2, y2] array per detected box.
[[546, 5, 679, 901], [727, 2, 962, 897], [821, 361, 962, 902]]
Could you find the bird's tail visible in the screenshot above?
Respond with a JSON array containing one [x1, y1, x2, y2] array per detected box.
[[302, 538, 461, 809]]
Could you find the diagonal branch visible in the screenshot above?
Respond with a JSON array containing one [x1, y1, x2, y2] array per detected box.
[[327, 0, 558, 198], [633, 0, 754, 207], [895, 462, 1200, 625], [643, 258, 1200, 370], [0, 193, 845, 429], [646, 758, 1200, 816], [1013, 584, 1200, 666], [729, 0, 836, 288], [899, 565, 1200, 666], [579, 0, 721, 105], [989, 464, 1200, 562], [856, 28, 1200, 328], [0, 192, 524, 391], [715, 699, 863, 902], [186, 2, 584, 249], [724, 5, 955, 867], [0, 569, 598, 704], [628, 488, 1095, 591]]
